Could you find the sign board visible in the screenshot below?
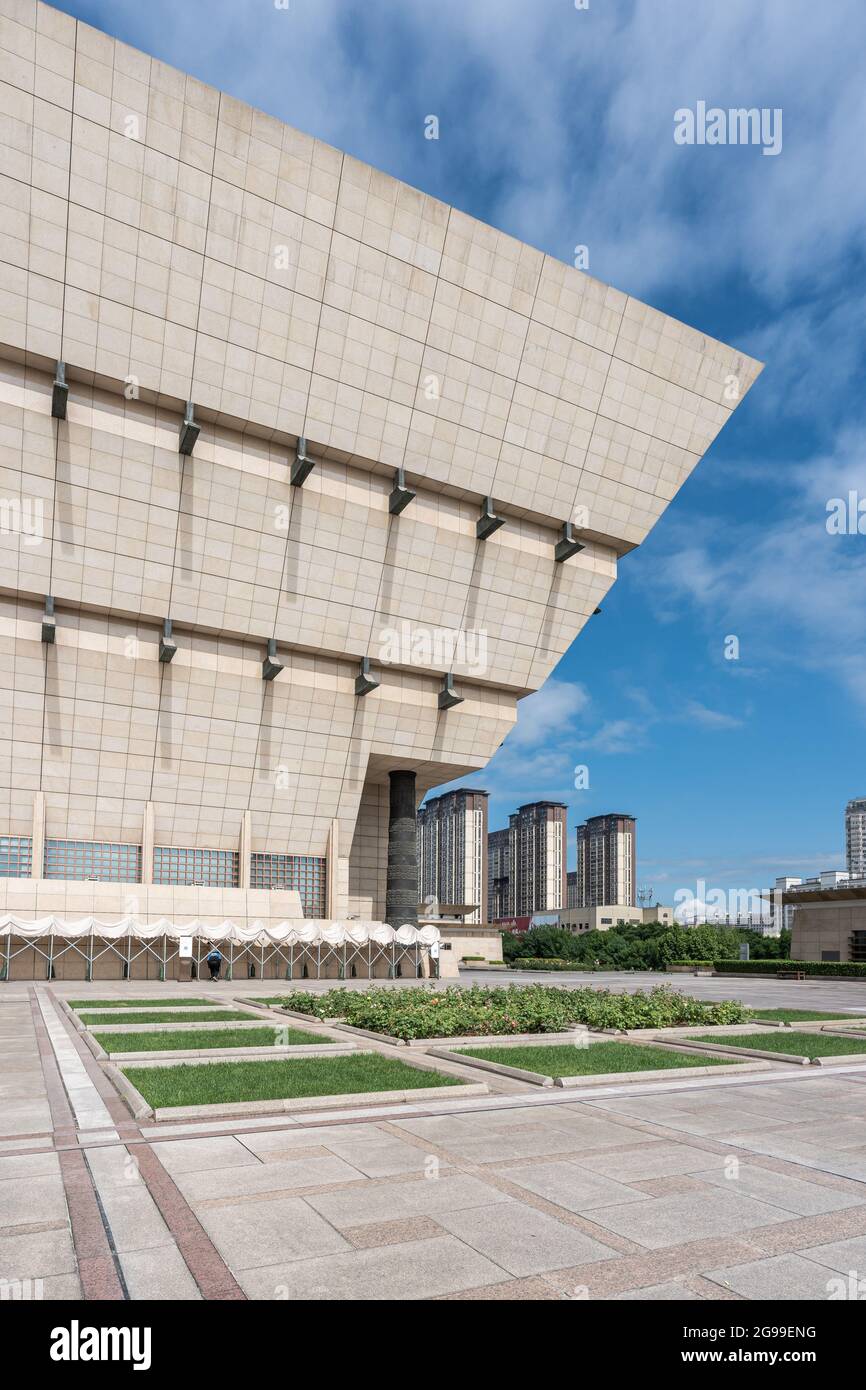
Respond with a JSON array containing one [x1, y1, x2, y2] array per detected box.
[[178, 938, 194, 959], [739, 943, 750, 961], [495, 916, 532, 934]]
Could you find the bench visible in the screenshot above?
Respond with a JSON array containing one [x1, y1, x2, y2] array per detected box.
[[777, 970, 806, 981]]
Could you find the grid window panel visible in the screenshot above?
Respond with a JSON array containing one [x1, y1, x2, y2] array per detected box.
[[250, 853, 326, 916], [0, 836, 32, 878], [44, 840, 142, 882], [153, 847, 239, 887]]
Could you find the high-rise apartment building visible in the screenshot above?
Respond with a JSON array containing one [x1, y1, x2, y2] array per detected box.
[[487, 828, 511, 921], [418, 790, 488, 923], [508, 803, 568, 916], [845, 799, 866, 880], [575, 814, 636, 907], [567, 869, 579, 908]]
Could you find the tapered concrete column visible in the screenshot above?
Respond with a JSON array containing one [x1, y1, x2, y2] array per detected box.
[[386, 770, 418, 927]]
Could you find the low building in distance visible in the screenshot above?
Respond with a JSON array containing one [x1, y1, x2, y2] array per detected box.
[[559, 903, 673, 933]]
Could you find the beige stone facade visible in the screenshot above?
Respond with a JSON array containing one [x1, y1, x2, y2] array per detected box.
[[790, 899, 866, 963], [436, 925, 505, 978], [0, 1, 762, 948]]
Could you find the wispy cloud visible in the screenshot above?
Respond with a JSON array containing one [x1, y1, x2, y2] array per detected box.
[[645, 430, 866, 712]]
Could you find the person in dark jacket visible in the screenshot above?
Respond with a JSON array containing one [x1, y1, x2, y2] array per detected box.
[[205, 946, 223, 981]]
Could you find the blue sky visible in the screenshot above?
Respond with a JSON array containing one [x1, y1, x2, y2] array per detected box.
[[57, 0, 866, 900]]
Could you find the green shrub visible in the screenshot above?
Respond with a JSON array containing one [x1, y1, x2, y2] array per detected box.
[[268, 984, 749, 1040], [501, 921, 791, 971], [509, 958, 597, 971], [714, 959, 866, 978]]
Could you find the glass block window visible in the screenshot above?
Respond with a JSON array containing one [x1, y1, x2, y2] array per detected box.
[[0, 835, 32, 877], [250, 853, 326, 916], [44, 840, 142, 882], [153, 846, 239, 887]]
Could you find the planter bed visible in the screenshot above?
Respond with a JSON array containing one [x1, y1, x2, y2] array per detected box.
[[77, 1009, 258, 1026], [403, 1026, 592, 1049], [81, 1016, 275, 1033], [620, 1023, 783, 1041], [68, 997, 215, 1009], [685, 1030, 866, 1062], [117, 1053, 474, 1118], [748, 1009, 866, 1024], [145, 1082, 488, 1122], [107, 1043, 359, 1064], [443, 1040, 759, 1087], [74, 1004, 236, 1019], [92, 1025, 333, 1053]]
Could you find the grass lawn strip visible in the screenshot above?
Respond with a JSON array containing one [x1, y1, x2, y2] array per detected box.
[[749, 1009, 866, 1023], [122, 1054, 463, 1108], [456, 1041, 751, 1077], [77, 1009, 256, 1025], [94, 1025, 330, 1053], [69, 998, 214, 1009], [688, 1031, 866, 1058]]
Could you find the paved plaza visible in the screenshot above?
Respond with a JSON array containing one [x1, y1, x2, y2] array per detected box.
[[3, 974, 866, 1302]]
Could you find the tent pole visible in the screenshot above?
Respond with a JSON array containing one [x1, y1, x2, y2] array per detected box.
[[48, 932, 54, 981]]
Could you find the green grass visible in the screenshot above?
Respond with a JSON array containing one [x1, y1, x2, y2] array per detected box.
[[456, 1041, 751, 1077], [688, 1031, 866, 1058], [748, 1008, 864, 1023], [94, 1026, 330, 1053], [78, 1009, 256, 1025], [123, 1055, 464, 1107], [70, 998, 213, 1009]]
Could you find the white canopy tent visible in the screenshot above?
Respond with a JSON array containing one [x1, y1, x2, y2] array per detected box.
[[0, 916, 441, 981]]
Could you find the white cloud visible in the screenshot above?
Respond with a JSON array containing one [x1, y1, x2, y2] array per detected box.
[[645, 430, 866, 711], [680, 701, 743, 730], [507, 680, 591, 749]]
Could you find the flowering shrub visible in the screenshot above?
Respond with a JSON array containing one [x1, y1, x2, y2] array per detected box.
[[271, 984, 748, 1040], [275, 989, 358, 1018]]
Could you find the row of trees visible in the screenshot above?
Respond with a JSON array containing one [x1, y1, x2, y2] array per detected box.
[[502, 920, 791, 970]]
